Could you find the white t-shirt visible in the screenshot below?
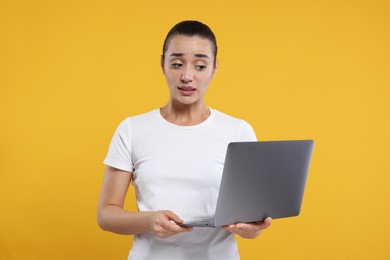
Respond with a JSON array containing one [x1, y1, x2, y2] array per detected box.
[[104, 108, 257, 260]]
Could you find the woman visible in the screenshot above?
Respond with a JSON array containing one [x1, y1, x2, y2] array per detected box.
[[97, 20, 272, 260]]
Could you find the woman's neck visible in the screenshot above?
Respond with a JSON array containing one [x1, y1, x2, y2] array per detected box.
[[160, 101, 210, 126]]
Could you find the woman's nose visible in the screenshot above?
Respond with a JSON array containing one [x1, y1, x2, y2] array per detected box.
[[180, 68, 193, 82]]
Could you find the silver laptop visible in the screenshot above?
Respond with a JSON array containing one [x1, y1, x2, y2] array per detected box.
[[180, 140, 314, 227]]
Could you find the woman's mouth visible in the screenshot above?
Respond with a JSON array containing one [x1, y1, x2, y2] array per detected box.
[[178, 86, 196, 96]]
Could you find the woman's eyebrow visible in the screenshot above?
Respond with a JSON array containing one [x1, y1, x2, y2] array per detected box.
[[169, 53, 210, 59], [194, 54, 210, 59], [170, 53, 184, 57]]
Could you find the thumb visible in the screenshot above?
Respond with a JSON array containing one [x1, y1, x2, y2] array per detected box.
[[164, 210, 183, 224]]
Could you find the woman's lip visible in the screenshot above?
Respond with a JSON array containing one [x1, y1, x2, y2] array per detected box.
[[178, 86, 196, 91], [178, 86, 196, 96]]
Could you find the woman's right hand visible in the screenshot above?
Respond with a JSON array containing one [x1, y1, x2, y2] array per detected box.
[[149, 210, 193, 238]]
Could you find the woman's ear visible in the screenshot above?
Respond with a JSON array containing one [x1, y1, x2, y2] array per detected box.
[[160, 55, 165, 73], [212, 59, 218, 77]]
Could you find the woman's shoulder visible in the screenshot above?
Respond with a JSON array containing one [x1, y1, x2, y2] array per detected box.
[[120, 109, 158, 123], [211, 108, 248, 125], [210, 108, 256, 140], [114, 109, 159, 131]]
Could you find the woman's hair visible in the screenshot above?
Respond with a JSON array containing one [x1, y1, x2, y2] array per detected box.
[[162, 20, 218, 66]]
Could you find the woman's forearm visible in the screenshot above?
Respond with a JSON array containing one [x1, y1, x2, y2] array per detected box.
[[98, 205, 153, 235]]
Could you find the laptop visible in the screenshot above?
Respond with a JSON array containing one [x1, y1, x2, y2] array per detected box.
[[180, 140, 314, 227]]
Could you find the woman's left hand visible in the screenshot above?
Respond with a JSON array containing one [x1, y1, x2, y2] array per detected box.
[[222, 217, 272, 239]]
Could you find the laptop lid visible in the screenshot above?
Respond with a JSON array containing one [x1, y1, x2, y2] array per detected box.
[[213, 140, 314, 227]]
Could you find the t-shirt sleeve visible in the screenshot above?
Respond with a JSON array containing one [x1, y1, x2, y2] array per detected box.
[[239, 120, 258, 141], [103, 119, 134, 173]]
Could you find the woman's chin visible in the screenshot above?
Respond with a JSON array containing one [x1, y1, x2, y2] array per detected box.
[[172, 95, 202, 106]]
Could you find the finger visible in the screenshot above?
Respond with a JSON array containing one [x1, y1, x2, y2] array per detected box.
[[234, 223, 262, 239], [163, 211, 193, 232], [223, 224, 237, 233], [153, 222, 173, 238], [159, 217, 192, 234], [235, 223, 258, 232], [259, 217, 272, 229], [155, 223, 183, 238], [151, 213, 177, 234], [159, 218, 181, 232], [251, 218, 272, 230], [164, 210, 184, 224], [180, 226, 193, 232]]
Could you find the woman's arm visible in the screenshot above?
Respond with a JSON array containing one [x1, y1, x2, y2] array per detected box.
[[97, 166, 192, 237]]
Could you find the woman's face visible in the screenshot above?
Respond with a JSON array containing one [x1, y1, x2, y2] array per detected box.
[[162, 35, 217, 106]]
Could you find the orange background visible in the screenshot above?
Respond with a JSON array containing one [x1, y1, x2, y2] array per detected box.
[[0, 0, 389, 259]]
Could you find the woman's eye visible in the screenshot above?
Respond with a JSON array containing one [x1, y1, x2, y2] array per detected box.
[[195, 65, 207, 70], [171, 63, 182, 69]]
